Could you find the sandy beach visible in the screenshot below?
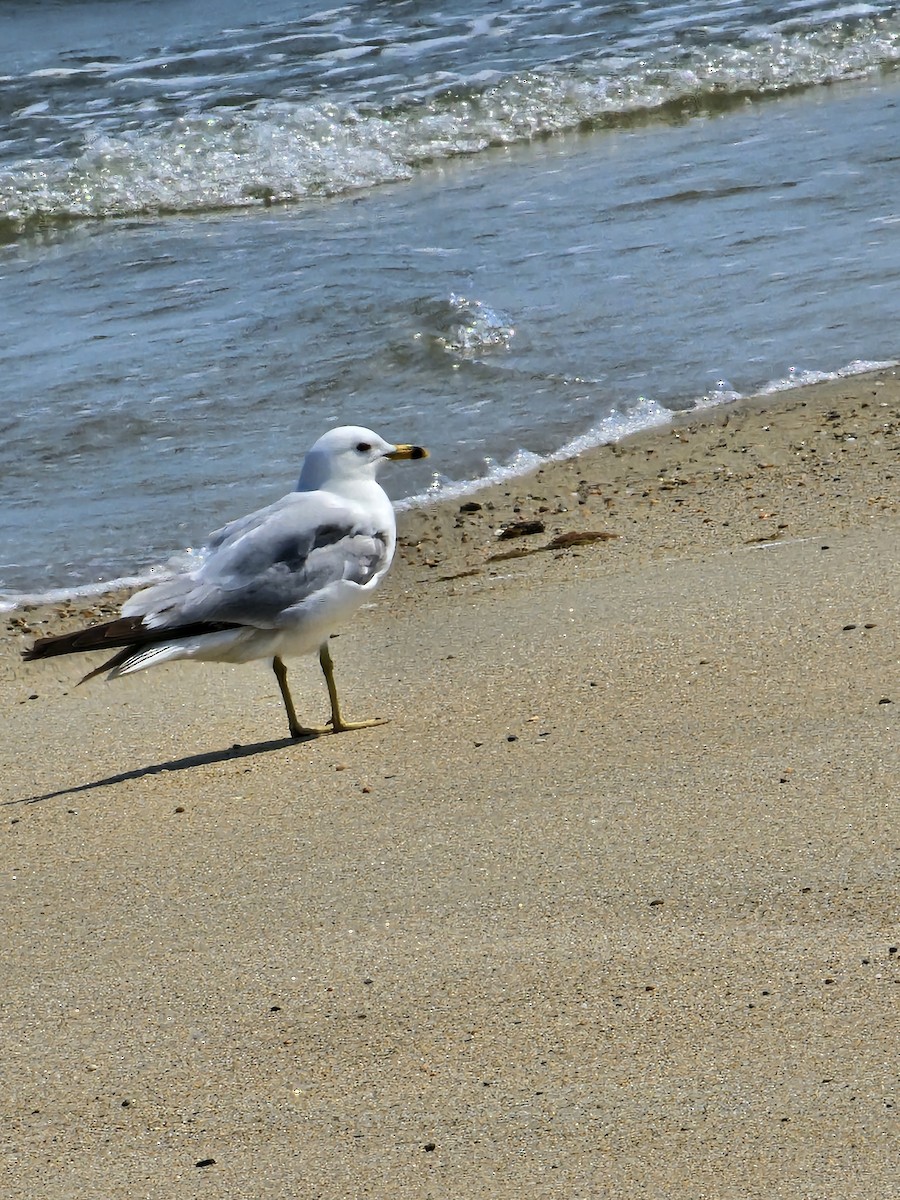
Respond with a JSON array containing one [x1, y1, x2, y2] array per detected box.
[[2, 370, 897, 1198]]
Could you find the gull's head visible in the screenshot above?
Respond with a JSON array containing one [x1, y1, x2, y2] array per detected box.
[[296, 425, 428, 492]]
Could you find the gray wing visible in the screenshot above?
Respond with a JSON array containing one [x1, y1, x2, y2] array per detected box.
[[204, 496, 290, 552], [124, 492, 391, 629]]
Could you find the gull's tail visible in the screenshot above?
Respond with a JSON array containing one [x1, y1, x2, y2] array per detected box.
[[24, 615, 244, 683], [25, 616, 156, 662]]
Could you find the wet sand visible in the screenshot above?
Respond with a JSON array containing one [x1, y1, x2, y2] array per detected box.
[[2, 370, 898, 1198]]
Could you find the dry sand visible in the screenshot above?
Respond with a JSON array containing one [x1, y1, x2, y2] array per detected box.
[[2, 371, 898, 1198]]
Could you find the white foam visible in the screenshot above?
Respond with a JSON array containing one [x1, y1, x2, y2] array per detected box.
[[0, 569, 171, 614], [758, 358, 897, 394], [397, 396, 673, 511], [399, 356, 898, 513]]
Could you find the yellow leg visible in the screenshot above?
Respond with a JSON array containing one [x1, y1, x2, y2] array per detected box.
[[319, 642, 388, 733], [272, 655, 329, 739]]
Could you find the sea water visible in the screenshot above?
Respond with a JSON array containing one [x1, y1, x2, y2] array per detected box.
[[1, 0, 898, 596]]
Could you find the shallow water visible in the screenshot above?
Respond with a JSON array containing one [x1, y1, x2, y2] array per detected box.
[[1, 1, 898, 595]]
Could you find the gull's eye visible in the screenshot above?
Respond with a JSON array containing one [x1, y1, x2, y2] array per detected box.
[[356, 441, 372, 453]]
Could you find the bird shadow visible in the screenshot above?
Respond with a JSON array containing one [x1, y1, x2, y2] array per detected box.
[[6, 736, 305, 807]]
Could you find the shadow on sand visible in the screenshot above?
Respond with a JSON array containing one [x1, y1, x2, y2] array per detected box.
[[7, 736, 309, 806]]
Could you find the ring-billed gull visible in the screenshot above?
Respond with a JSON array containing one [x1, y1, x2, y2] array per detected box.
[[24, 426, 428, 739]]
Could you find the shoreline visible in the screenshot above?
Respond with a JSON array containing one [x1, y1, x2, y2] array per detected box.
[[2, 367, 898, 1197], [5, 364, 898, 635]]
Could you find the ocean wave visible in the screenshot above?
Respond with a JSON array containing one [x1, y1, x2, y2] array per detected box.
[[2, 16, 899, 229]]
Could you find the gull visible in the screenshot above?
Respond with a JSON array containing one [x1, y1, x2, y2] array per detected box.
[[24, 426, 428, 739]]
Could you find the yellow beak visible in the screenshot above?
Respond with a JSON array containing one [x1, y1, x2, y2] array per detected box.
[[386, 443, 429, 461]]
